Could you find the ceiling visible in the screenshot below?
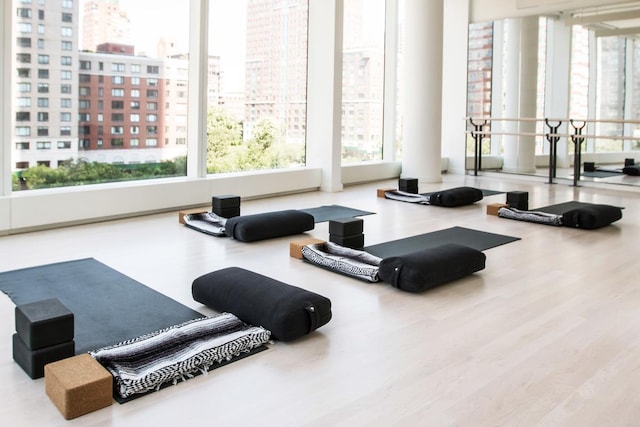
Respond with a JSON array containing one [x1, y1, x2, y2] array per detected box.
[[563, 1, 640, 37]]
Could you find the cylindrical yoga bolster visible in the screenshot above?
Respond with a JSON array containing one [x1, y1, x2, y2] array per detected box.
[[224, 210, 315, 242], [378, 243, 486, 293], [561, 204, 622, 229], [192, 267, 332, 341], [428, 187, 483, 207]]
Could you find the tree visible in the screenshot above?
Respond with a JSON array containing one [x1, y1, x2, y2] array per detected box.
[[206, 108, 243, 172]]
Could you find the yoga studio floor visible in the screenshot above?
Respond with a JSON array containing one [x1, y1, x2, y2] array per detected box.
[[1, 174, 639, 427]]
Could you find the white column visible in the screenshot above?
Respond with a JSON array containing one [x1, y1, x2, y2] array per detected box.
[[502, 16, 538, 173], [400, 0, 443, 183], [545, 17, 572, 168], [305, 0, 343, 192], [1, 0, 10, 196]]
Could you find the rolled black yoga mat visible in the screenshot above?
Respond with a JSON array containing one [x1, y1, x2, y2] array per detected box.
[[364, 226, 520, 259]]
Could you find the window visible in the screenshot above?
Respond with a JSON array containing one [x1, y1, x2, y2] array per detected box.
[[61, 56, 72, 66], [112, 63, 125, 72], [146, 114, 158, 122], [17, 68, 31, 78], [147, 78, 158, 86], [18, 23, 32, 33], [16, 142, 30, 150], [57, 141, 72, 149], [61, 41, 72, 50], [37, 69, 49, 79], [60, 98, 72, 108], [130, 89, 140, 97], [37, 39, 44, 48], [112, 75, 124, 85], [16, 127, 31, 136], [36, 141, 51, 149], [146, 89, 158, 98], [17, 8, 32, 18], [17, 82, 31, 92], [147, 102, 158, 111], [37, 54, 49, 64], [79, 86, 90, 96], [130, 101, 140, 109], [146, 125, 158, 134], [37, 98, 49, 107], [17, 97, 31, 107], [145, 138, 158, 146], [147, 65, 159, 74], [130, 114, 140, 122], [37, 112, 48, 121], [97, 113, 103, 122], [111, 138, 124, 147], [16, 53, 31, 63], [17, 37, 31, 47], [38, 24, 44, 34], [60, 112, 72, 122], [111, 113, 124, 122], [61, 84, 72, 94], [37, 83, 48, 93], [130, 126, 140, 134], [111, 100, 124, 109], [79, 74, 91, 82], [61, 27, 72, 37], [131, 64, 141, 73], [112, 88, 125, 97], [16, 112, 30, 121], [62, 12, 72, 23], [61, 70, 72, 80], [37, 126, 48, 136], [62, 0, 72, 8], [80, 60, 91, 70], [79, 100, 90, 109], [38, 10, 44, 19], [131, 76, 140, 85], [130, 138, 139, 147], [111, 126, 124, 135], [60, 127, 72, 136], [78, 113, 90, 122]]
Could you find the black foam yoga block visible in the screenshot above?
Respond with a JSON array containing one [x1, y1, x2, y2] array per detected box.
[[15, 298, 74, 350], [506, 191, 528, 203], [378, 243, 486, 293], [214, 206, 241, 218], [224, 210, 314, 242], [13, 334, 75, 379], [192, 267, 332, 342], [329, 217, 363, 236], [329, 233, 365, 249], [212, 194, 241, 209]]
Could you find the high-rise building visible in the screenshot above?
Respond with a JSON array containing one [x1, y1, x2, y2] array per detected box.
[[82, 0, 132, 51], [13, 0, 80, 170]]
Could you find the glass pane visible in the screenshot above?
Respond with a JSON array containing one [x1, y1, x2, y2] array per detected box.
[[342, 0, 385, 163], [11, 0, 189, 191], [595, 36, 625, 152], [206, 0, 308, 174]]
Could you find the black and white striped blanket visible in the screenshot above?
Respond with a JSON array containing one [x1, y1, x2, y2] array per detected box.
[[384, 190, 431, 204], [90, 313, 270, 398], [301, 241, 382, 282], [183, 212, 227, 236], [497, 207, 563, 226]]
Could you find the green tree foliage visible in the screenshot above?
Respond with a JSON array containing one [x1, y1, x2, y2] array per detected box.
[[13, 157, 187, 191]]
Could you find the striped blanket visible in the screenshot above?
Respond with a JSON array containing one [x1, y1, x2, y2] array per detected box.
[[90, 313, 270, 398], [497, 207, 563, 226], [301, 241, 382, 282]]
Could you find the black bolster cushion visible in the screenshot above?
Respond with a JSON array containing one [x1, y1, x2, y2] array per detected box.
[[377, 243, 486, 293], [428, 187, 484, 207], [192, 267, 332, 341], [224, 210, 314, 242], [561, 204, 622, 229], [622, 165, 640, 176]]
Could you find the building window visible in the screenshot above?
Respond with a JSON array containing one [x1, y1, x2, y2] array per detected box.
[[146, 89, 158, 98], [147, 65, 159, 74], [60, 112, 72, 122], [61, 41, 72, 50], [147, 102, 158, 111], [16, 142, 30, 150], [17, 37, 31, 47], [61, 84, 72, 94], [61, 56, 72, 66], [17, 8, 32, 18], [130, 126, 140, 134], [130, 101, 140, 109], [61, 27, 72, 37], [111, 126, 124, 135], [36, 141, 51, 150], [147, 78, 158, 86], [78, 113, 90, 122], [18, 23, 32, 33], [112, 88, 124, 97], [111, 138, 124, 147], [17, 97, 31, 107], [37, 83, 48, 93], [111, 113, 124, 122], [37, 69, 49, 79], [17, 68, 31, 78], [130, 138, 139, 146], [37, 39, 44, 48], [131, 64, 140, 73], [131, 76, 140, 85], [112, 63, 125, 72], [60, 127, 72, 136], [146, 125, 158, 134], [57, 141, 72, 149], [79, 86, 90, 96], [37, 112, 48, 121], [16, 126, 31, 136], [61, 98, 72, 108], [130, 89, 140, 98], [17, 82, 31, 92], [37, 98, 49, 107], [16, 53, 31, 63], [79, 60, 91, 70], [112, 75, 124, 84], [61, 70, 72, 80], [37, 127, 48, 136], [16, 112, 30, 121], [62, 12, 73, 23], [37, 54, 49, 64], [79, 74, 91, 82], [79, 100, 90, 109], [146, 114, 158, 122], [145, 138, 158, 146], [130, 114, 140, 122], [111, 100, 124, 109]]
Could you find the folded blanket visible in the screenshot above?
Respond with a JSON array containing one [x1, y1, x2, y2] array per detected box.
[[384, 187, 483, 207], [301, 241, 382, 282], [90, 314, 270, 398], [498, 207, 563, 226], [183, 212, 227, 236]]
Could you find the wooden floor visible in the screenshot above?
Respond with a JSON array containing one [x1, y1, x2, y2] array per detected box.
[[1, 174, 639, 427]]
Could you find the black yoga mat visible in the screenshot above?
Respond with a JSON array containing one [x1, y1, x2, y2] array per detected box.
[[580, 170, 623, 178], [364, 226, 520, 258], [0, 258, 205, 354], [299, 205, 375, 223]]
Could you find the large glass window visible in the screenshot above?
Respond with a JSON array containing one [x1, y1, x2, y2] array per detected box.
[[205, 0, 308, 174], [341, 0, 385, 163]]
